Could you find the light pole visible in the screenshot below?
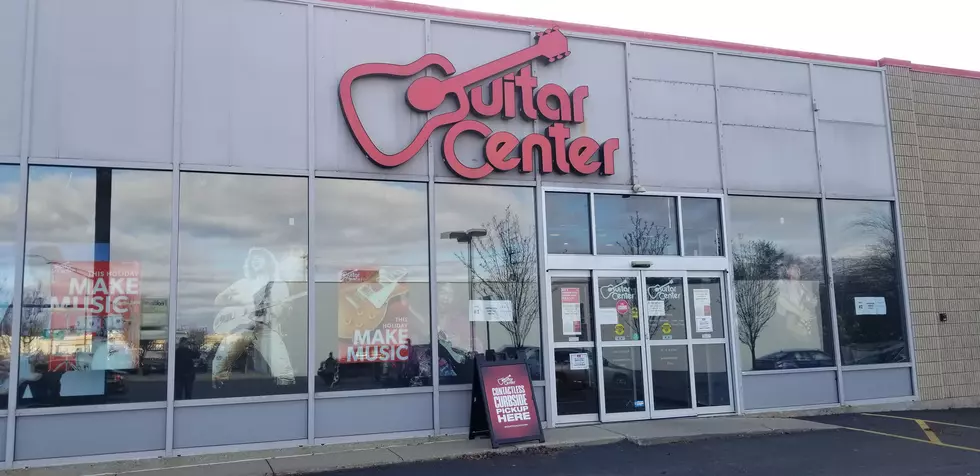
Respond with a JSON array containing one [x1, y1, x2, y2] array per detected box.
[[440, 228, 487, 355]]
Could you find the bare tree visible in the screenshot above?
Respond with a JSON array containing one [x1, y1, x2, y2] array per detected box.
[[616, 212, 671, 255], [733, 240, 784, 370], [457, 207, 539, 350]]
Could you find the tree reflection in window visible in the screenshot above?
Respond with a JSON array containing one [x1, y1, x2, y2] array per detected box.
[[827, 201, 907, 365], [456, 206, 539, 353]]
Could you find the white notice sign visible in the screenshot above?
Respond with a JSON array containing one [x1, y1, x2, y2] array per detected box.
[[695, 315, 713, 333], [569, 353, 589, 370], [597, 308, 618, 325], [469, 300, 514, 322], [647, 300, 666, 317], [693, 289, 711, 317], [560, 287, 583, 336], [855, 297, 887, 315]]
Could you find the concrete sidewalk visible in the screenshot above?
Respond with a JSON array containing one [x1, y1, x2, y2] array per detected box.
[[9, 417, 836, 476]]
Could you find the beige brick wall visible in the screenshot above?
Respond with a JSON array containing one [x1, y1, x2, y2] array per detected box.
[[886, 65, 980, 402]]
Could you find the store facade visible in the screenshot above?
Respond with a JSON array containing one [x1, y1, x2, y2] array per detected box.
[[0, 0, 914, 467]]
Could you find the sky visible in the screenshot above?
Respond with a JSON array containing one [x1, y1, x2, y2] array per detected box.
[[409, 0, 980, 71]]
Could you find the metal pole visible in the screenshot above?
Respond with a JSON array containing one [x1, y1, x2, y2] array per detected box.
[[467, 239, 475, 354]]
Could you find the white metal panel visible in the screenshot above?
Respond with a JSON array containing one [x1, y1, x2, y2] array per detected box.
[[315, 9, 427, 175], [719, 87, 813, 131], [629, 45, 713, 85], [0, 0, 27, 157], [723, 126, 820, 193], [315, 393, 433, 438], [742, 371, 839, 410], [631, 81, 715, 123], [174, 400, 307, 448], [632, 119, 721, 191], [715, 55, 810, 94], [15, 409, 166, 460], [430, 23, 532, 180], [535, 37, 630, 184], [812, 66, 886, 125], [842, 367, 914, 402], [181, 0, 307, 169], [30, 0, 175, 162], [819, 121, 894, 198]]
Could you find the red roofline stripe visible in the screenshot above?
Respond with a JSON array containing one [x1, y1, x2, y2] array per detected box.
[[320, 0, 980, 79], [879, 58, 980, 80]]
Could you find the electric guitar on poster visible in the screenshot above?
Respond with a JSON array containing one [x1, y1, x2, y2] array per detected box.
[[339, 28, 571, 169]]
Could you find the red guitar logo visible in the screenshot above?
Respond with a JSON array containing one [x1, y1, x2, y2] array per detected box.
[[339, 28, 619, 179]]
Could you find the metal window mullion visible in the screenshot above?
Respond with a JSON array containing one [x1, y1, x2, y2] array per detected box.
[[5, 0, 38, 466], [164, 0, 184, 456], [808, 63, 846, 405], [424, 18, 440, 435], [305, 2, 317, 446], [589, 193, 597, 255], [677, 198, 685, 256], [711, 52, 727, 194]]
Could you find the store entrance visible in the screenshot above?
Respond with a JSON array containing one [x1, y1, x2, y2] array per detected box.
[[549, 270, 734, 424]]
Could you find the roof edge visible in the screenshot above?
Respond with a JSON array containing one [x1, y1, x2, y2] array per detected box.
[[320, 0, 980, 80], [879, 58, 980, 80]]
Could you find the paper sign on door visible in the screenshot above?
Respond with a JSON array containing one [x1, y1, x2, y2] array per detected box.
[[560, 288, 582, 336], [646, 300, 666, 317], [693, 289, 713, 333], [569, 353, 589, 370]]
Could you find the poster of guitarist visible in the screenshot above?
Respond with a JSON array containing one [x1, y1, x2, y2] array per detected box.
[[211, 247, 298, 388]]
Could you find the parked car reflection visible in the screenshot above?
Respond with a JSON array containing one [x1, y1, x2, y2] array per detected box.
[[753, 349, 834, 370]]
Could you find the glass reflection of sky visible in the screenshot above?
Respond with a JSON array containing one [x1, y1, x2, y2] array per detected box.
[[824, 200, 894, 259], [545, 192, 590, 254], [681, 197, 722, 257], [728, 196, 822, 258], [593, 194, 678, 255], [315, 179, 428, 282], [435, 184, 536, 282]]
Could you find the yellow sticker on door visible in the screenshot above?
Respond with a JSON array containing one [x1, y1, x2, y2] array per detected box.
[[614, 323, 625, 336], [661, 322, 672, 335]]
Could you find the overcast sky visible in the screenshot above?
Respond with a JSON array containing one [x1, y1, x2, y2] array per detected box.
[[410, 0, 980, 71]]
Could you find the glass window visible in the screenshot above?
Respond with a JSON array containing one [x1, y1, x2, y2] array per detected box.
[[649, 345, 691, 410], [729, 197, 834, 372], [550, 277, 593, 343], [314, 179, 430, 391], [645, 276, 686, 340], [688, 277, 725, 340], [545, 192, 590, 254], [177, 173, 308, 399], [435, 184, 540, 384], [594, 195, 678, 255], [825, 200, 908, 365], [554, 347, 597, 416], [682, 198, 722, 256], [0, 165, 18, 409], [693, 344, 730, 407], [19, 166, 171, 407]]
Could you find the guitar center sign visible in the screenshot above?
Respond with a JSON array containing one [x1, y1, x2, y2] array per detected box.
[[339, 28, 619, 179]]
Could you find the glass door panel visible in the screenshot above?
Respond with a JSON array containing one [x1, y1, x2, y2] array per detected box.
[[596, 276, 642, 342], [595, 274, 647, 419], [600, 346, 646, 414], [644, 273, 695, 414], [645, 276, 687, 341], [688, 273, 734, 412], [550, 275, 599, 423], [687, 277, 726, 340], [649, 345, 692, 410]]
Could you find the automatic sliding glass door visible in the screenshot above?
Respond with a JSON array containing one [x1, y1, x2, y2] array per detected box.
[[594, 273, 647, 421]]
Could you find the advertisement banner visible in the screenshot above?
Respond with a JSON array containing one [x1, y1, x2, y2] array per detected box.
[[470, 358, 544, 448], [49, 261, 141, 335], [337, 267, 419, 364]]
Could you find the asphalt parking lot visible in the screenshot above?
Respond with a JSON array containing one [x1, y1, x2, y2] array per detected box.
[[321, 410, 980, 476]]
